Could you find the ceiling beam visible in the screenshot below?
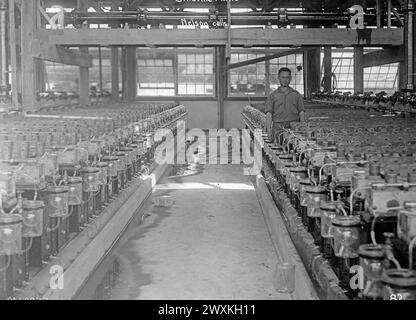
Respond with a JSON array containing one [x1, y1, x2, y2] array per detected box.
[[40, 0, 304, 10], [37, 28, 404, 47], [227, 47, 316, 69], [362, 46, 404, 68], [31, 39, 93, 67]]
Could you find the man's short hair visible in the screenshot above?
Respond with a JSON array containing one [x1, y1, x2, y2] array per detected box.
[[278, 67, 292, 75]]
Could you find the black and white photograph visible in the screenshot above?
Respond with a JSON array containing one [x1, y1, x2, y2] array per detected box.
[[0, 0, 415, 310]]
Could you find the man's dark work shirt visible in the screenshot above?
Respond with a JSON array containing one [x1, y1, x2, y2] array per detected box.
[[265, 86, 305, 123]]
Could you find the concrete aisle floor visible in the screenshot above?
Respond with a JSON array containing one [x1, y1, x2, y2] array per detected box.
[[109, 164, 294, 300]]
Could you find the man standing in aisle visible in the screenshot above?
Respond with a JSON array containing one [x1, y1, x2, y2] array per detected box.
[[265, 67, 305, 143]]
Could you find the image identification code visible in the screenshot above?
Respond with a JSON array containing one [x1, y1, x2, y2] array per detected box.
[[158, 304, 256, 317]]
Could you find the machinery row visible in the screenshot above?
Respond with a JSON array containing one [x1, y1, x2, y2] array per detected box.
[[311, 91, 416, 114], [36, 91, 112, 107], [243, 104, 416, 300], [0, 102, 187, 299]]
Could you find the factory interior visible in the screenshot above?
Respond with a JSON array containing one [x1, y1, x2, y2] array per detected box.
[[0, 0, 416, 302]]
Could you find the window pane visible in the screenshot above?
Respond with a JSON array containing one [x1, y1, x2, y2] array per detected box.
[[188, 64, 195, 74], [196, 54, 204, 64], [231, 54, 239, 63], [196, 64, 204, 74], [178, 54, 186, 64], [178, 84, 187, 94], [195, 84, 204, 94], [187, 84, 195, 94], [187, 54, 195, 63], [204, 54, 213, 64]]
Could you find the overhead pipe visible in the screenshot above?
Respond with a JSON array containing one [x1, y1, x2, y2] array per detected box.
[[62, 10, 403, 27]]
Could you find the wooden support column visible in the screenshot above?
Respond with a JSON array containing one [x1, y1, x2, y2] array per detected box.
[[121, 47, 126, 101], [111, 47, 119, 101], [354, 47, 364, 93], [35, 59, 46, 93], [123, 46, 136, 102], [216, 46, 226, 129], [110, 1, 119, 101], [399, 61, 406, 91], [78, 0, 89, 107], [323, 47, 332, 92], [387, 0, 392, 28], [413, 0, 416, 91], [265, 49, 270, 98], [376, 0, 382, 28], [21, 0, 37, 110], [8, 0, 18, 110], [79, 47, 89, 106], [304, 48, 321, 97]]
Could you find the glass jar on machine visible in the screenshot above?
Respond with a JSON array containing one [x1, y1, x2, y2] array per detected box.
[[358, 244, 385, 300], [45, 186, 69, 218], [0, 213, 23, 256], [22, 200, 44, 238], [332, 215, 362, 259], [320, 201, 340, 259], [80, 167, 100, 193], [67, 177, 83, 206], [381, 269, 416, 300], [397, 201, 416, 244]]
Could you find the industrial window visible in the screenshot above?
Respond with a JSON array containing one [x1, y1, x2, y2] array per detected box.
[[229, 53, 266, 96], [364, 63, 399, 94], [137, 58, 175, 96], [45, 48, 116, 94], [270, 54, 304, 95], [177, 53, 214, 95], [44, 62, 79, 92], [330, 50, 354, 92], [322, 49, 399, 94]]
